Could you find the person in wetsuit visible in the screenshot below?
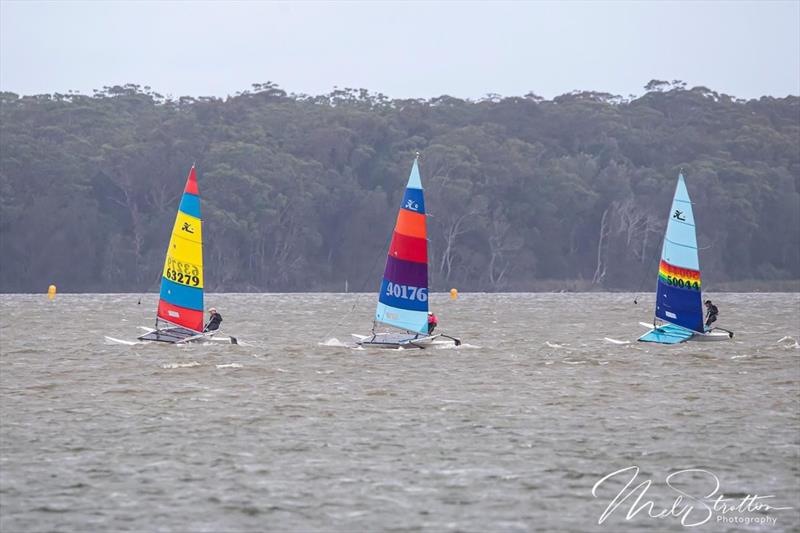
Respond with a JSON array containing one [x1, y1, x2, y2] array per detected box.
[[204, 307, 223, 332], [704, 300, 718, 329]]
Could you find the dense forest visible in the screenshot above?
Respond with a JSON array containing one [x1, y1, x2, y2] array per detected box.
[[0, 80, 798, 293]]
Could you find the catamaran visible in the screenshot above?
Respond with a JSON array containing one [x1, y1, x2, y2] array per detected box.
[[638, 173, 732, 344], [352, 155, 460, 349], [107, 166, 236, 345]]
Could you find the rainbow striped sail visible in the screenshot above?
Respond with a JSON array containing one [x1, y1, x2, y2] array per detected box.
[[374, 156, 429, 334], [156, 165, 204, 333], [653, 173, 704, 333]]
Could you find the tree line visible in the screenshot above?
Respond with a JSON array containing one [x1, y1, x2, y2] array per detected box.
[[0, 80, 798, 293]]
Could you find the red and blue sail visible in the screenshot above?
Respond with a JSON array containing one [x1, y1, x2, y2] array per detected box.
[[156, 166, 204, 332], [653, 173, 704, 333], [375, 157, 429, 334]]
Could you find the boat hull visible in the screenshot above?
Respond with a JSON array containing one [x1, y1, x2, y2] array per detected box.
[[692, 329, 733, 341], [638, 322, 732, 344], [137, 326, 237, 344], [352, 332, 441, 349]]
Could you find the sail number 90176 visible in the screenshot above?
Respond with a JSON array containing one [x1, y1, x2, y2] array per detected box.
[[385, 282, 427, 302]]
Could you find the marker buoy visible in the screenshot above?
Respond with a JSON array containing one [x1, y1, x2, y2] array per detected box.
[[450, 288, 458, 300], [47, 284, 57, 301]]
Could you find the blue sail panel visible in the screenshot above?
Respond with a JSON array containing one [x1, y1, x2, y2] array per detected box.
[[653, 174, 704, 333], [160, 277, 203, 311], [400, 187, 425, 214], [406, 159, 423, 190], [375, 302, 428, 335], [378, 279, 428, 312], [655, 277, 704, 332]]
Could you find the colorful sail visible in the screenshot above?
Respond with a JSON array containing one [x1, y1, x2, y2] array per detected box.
[[654, 173, 704, 333], [156, 166, 204, 332], [375, 157, 429, 334]]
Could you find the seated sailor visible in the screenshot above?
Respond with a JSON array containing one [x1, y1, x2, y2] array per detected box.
[[204, 307, 223, 332]]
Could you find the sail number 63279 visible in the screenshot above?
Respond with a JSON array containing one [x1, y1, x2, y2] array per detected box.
[[386, 282, 427, 302], [166, 268, 200, 287]]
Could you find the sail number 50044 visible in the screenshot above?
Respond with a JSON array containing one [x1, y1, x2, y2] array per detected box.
[[385, 282, 427, 302], [665, 276, 700, 290]]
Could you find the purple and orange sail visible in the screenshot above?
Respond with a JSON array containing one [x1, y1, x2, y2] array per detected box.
[[374, 155, 429, 334], [156, 166, 204, 332]]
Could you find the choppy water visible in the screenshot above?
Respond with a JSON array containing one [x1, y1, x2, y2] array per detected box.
[[1, 293, 798, 532]]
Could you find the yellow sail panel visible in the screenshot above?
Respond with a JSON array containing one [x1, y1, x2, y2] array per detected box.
[[162, 213, 203, 289], [171, 211, 202, 244]]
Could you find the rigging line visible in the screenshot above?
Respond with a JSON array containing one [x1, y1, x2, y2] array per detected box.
[[137, 269, 163, 306], [633, 243, 661, 305], [319, 226, 394, 342]]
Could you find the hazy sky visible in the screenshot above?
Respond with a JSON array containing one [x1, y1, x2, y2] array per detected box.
[[1, 0, 798, 100]]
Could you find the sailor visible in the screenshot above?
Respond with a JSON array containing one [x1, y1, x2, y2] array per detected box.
[[704, 300, 718, 329], [204, 307, 223, 332], [427, 311, 438, 335]]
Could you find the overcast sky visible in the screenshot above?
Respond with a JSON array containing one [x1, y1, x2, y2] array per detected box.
[[1, 0, 798, 100]]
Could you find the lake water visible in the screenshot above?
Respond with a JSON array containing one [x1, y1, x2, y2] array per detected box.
[[1, 293, 798, 532]]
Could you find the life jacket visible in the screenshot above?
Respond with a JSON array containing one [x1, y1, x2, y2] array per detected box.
[[428, 314, 438, 325]]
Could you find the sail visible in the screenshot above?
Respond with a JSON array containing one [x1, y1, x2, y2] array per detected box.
[[654, 173, 704, 333], [374, 157, 429, 334], [156, 166, 204, 332]]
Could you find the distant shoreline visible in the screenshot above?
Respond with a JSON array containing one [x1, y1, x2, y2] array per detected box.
[[2, 283, 798, 296]]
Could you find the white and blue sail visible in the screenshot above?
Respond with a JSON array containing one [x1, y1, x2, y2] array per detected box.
[[639, 173, 704, 344]]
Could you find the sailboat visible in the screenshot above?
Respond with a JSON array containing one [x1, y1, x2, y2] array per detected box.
[[352, 155, 460, 349], [111, 165, 235, 345], [638, 173, 732, 344]]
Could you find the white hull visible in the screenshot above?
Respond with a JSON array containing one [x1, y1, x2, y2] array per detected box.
[[104, 336, 139, 345], [352, 332, 442, 349], [692, 329, 733, 342], [104, 326, 238, 345], [638, 322, 732, 342]]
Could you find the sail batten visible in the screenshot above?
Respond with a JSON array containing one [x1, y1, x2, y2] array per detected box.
[[654, 173, 704, 333], [156, 166, 204, 333], [374, 158, 429, 334]]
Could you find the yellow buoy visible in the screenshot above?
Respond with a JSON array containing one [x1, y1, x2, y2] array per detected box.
[[450, 288, 458, 300], [47, 284, 57, 301]]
